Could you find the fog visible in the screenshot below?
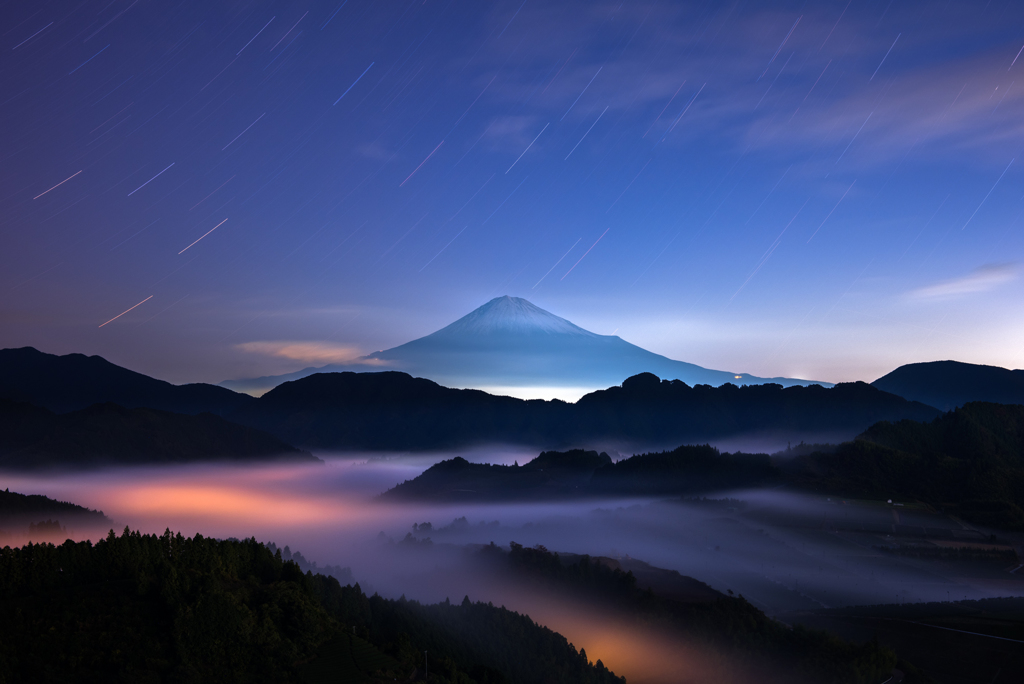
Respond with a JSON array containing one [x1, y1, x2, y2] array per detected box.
[[4, 449, 1024, 683]]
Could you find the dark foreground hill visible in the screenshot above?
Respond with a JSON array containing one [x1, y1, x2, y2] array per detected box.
[[872, 360, 1024, 411], [0, 399, 315, 469], [0, 528, 899, 684], [382, 446, 776, 501], [0, 529, 624, 684], [240, 370, 939, 451], [484, 542, 898, 683], [0, 347, 254, 415], [789, 402, 1024, 530]]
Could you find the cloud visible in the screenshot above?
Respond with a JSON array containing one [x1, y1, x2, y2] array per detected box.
[[355, 141, 391, 161], [483, 115, 542, 151], [236, 341, 385, 365], [907, 263, 1017, 301], [477, 1, 1024, 164]]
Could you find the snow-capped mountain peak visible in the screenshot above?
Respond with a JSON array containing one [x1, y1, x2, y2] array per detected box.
[[428, 296, 598, 338]]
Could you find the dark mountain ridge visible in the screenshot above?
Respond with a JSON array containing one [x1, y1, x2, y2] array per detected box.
[[382, 445, 776, 501], [872, 359, 1024, 411], [0, 398, 315, 469], [0, 346, 939, 453], [790, 401, 1024, 529], [0, 346, 254, 415], [245, 370, 939, 451]]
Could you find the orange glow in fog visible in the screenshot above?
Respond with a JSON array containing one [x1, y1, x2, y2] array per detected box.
[[115, 484, 356, 525]]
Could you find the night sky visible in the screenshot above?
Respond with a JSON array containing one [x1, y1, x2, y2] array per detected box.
[[3, 0, 1023, 387]]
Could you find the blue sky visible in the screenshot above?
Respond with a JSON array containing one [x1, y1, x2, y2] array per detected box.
[[3, 0, 1024, 385]]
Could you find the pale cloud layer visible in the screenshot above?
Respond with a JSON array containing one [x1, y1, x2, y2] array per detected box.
[[907, 263, 1017, 301], [236, 341, 383, 366]]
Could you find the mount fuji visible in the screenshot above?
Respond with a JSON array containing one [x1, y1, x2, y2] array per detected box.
[[222, 296, 827, 397]]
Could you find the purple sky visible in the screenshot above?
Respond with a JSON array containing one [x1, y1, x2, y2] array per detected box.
[[2, 0, 1024, 386]]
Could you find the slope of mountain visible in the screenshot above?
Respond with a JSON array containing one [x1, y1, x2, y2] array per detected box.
[[381, 445, 776, 501], [221, 296, 828, 396], [0, 346, 254, 415], [0, 488, 112, 530], [0, 398, 315, 469], [872, 360, 1024, 411], [789, 402, 1024, 529], [235, 370, 939, 451]]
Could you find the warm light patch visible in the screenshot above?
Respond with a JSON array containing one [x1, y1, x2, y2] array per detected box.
[[236, 341, 386, 365], [116, 484, 353, 525]]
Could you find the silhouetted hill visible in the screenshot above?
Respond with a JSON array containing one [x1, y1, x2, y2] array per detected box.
[[239, 370, 939, 451], [243, 370, 552, 450], [589, 444, 777, 496], [790, 402, 1024, 530], [0, 347, 254, 415], [872, 360, 1024, 411], [0, 347, 942, 452], [478, 542, 898, 683], [383, 446, 776, 501], [571, 372, 939, 443], [382, 449, 615, 501], [0, 488, 111, 529], [0, 398, 315, 469], [0, 528, 626, 684]]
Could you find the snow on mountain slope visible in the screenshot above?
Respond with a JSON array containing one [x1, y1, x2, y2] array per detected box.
[[221, 297, 828, 397]]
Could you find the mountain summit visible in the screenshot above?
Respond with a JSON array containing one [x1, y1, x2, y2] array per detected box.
[[222, 296, 827, 397], [424, 296, 594, 338]]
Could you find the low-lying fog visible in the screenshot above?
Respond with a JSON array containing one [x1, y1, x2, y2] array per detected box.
[[5, 448, 1023, 683]]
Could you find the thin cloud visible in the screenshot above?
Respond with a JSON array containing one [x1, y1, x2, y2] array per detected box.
[[236, 341, 385, 365], [907, 263, 1017, 301]]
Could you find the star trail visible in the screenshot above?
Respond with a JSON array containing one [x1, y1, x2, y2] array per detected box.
[[2, 0, 1024, 385]]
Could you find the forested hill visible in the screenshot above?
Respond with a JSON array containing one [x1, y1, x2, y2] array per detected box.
[[790, 402, 1024, 530], [480, 542, 898, 683], [0, 528, 623, 684], [0, 488, 111, 534], [382, 446, 777, 501], [240, 370, 939, 450], [0, 528, 901, 684], [0, 398, 316, 469]]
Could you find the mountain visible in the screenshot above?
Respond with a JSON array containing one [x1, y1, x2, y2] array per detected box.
[[221, 296, 828, 396], [0, 346, 254, 415], [234, 370, 939, 451], [0, 488, 112, 539], [0, 398, 315, 469], [872, 360, 1024, 411], [788, 402, 1024, 530], [381, 445, 776, 501]]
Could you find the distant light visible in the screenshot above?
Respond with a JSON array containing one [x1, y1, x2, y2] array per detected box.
[[734, 375, 742, 379]]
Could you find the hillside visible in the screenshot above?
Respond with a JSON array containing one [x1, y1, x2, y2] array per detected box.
[[240, 370, 939, 451], [0, 399, 315, 469], [790, 402, 1024, 529], [0, 489, 113, 545], [0, 347, 254, 416], [382, 446, 776, 501], [872, 360, 1024, 411], [0, 529, 625, 684]]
